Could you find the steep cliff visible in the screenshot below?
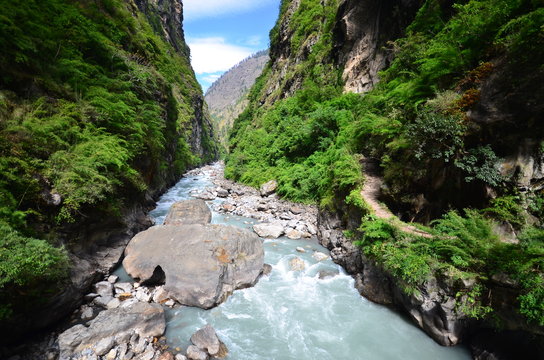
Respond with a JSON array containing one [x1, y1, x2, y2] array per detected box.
[[227, 0, 544, 358], [206, 50, 269, 146], [0, 0, 217, 342]]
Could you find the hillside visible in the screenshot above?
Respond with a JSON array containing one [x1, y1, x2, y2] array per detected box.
[[0, 0, 217, 341], [205, 50, 269, 146], [227, 0, 544, 357]]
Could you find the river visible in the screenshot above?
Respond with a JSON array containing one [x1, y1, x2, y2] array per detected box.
[[115, 163, 471, 360]]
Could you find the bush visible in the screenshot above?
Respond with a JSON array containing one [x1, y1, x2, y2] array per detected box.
[[0, 222, 69, 319]]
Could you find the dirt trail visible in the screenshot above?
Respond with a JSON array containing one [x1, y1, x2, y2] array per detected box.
[[360, 158, 433, 238]]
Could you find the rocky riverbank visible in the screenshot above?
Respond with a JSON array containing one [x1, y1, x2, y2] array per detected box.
[[3, 163, 322, 360]]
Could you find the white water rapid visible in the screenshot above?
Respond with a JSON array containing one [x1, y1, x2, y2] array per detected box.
[[115, 164, 471, 360]]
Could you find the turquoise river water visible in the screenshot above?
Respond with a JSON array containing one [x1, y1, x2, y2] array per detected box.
[[115, 165, 472, 360]]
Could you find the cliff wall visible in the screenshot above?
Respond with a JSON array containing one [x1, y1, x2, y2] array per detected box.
[[0, 0, 217, 342]]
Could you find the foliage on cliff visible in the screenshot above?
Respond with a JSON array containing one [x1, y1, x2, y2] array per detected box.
[[0, 0, 217, 319], [227, 0, 544, 326]]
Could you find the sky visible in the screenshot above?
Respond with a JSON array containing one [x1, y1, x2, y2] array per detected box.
[[183, 0, 281, 92]]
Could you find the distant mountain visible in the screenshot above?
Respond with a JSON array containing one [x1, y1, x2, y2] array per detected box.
[[205, 50, 269, 146]]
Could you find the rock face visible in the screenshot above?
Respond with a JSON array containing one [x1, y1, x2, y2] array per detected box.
[[333, 0, 420, 93], [164, 200, 212, 225], [318, 207, 468, 345], [58, 302, 165, 357], [123, 224, 264, 308], [0, 0, 217, 343], [206, 50, 269, 145]]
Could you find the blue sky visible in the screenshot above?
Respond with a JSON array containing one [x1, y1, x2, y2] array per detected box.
[[183, 0, 280, 92]]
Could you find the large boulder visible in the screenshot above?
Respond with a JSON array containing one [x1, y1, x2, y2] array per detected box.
[[190, 325, 228, 358], [164, 200, 212, 226], [123, 224, 264, 309], [58, 302, 165, 357], [253, 223, 284, 238], [260, 180, 278, 197]]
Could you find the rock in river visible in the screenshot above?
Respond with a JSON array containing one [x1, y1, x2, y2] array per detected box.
[[253, 223, 284, 238], [59, 302, 165, 357], [123, 224, 265, 309], [190, 325, 228, 358], [164, 200, 211, 225]]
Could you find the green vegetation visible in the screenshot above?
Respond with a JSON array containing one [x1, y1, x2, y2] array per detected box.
[[227, 0, 544, 325], [0, 0, 216, 320]]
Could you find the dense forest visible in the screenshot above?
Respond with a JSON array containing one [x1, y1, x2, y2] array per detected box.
[[0, 0, 216, 327], [227, 0, 544, 329]]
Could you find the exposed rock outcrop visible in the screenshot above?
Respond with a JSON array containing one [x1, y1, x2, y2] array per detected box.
[[333, 0, 420, 93], [123, 224, 265, 309], [206, 50, 269, 145], [318, 205, 544, 354], [58, 302, 165, 358]]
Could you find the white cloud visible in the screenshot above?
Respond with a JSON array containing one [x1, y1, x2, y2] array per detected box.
[[183, 0, 277, 20], [202, 74, 221, 83], [188, 37, 253, 74]]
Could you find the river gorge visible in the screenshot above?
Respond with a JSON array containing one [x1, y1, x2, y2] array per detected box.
[[110, 163, 472, 359]]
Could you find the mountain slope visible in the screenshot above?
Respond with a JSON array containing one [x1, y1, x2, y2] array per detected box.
[[227, 0, 544, 356], [205, 50, 269, 146], [0, 0, 217, 341]]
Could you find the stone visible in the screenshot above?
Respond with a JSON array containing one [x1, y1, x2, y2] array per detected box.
[[221, 203, 235, 212], [312, 252, 329, 262], [107, 298, 121, 309], [289, 257, 305, 271], [318, 270, 339, 279], [186, 345, 208, 360], [286, 229, 302, 240], [136, 288, 152, 303], [260, 180, 278, 197], [175, 354, 188, 360], [296, 247, 306, 253], [165, 299, 175, 307], [193, 191, 216, 201], [153, 286, 170, 304], [94, 336, 115, 356], [216, 188, 229, 198], [262, 264, 273, 276], [190, 325, 223, 356], [107, 275, 119, 284], [140, 350, 156, 360], [290, 206, 303, 215], [164, 200, 212, 226], [120, 298, 139, 308], [158, 352, 175, 360], [123, 224, 264, 309], [80, 305, 94, 321], [94, 295, 113, 308], [133, 337, 148, 354], [94, 281, 114, 298], [253, 223, 284, 238], [115, 282, 133, 294], [306, 223, 317, 235], [59, 303, 165, 357], [105, 348, 117, 360]]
